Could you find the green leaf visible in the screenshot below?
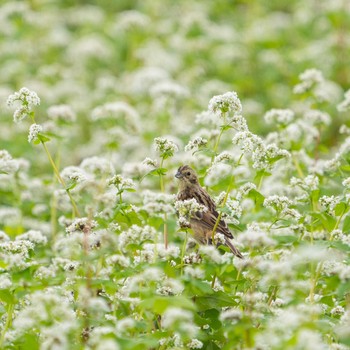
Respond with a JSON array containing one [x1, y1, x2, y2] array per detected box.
[[335, 202, 348, 216], [0, 290, 15, 304], [248, 189, 265, 206], [139, 295, 196, 314], [38, 133, 51, 143], [343, 214, 350, 233]]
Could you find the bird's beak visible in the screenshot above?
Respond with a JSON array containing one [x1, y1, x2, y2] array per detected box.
[[175, 171, 183, 179]]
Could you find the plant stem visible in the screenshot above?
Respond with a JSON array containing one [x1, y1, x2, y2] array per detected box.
[[211, 173, 235, 243], [0, 303, 14, 348], [41, 141, 80, 217], [159, 157, 168, 249]]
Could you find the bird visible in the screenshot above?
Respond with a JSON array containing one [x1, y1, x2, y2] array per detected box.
[[175, 165, 243, 258]]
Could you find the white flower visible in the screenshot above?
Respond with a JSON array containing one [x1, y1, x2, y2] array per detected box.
[[162, 307, 193, 329], [28, 123, 43, 143], [264, 109, 295, 126], [153, 137, 178, 157], [0, 150, 19, 174], [16, 230, 47, 245], [47, 104, 76, 123], [174, 198, 208, 227], [0, 273, 12, 289], [187, 339, 203, 349], [293, 68, 324, 94], [7, 87, 40, 123], [338, 89, 350, 112], [185, 137, 208, 152], [208, 91, 242, 116]]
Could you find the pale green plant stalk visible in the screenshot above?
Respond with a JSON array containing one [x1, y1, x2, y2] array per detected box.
[[0, 303, 14, 349], [159, 157, 168, 249], [29, 113, 80, 218]]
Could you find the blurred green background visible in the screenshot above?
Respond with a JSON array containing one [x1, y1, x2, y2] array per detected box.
[[1, 0, 349, 167]]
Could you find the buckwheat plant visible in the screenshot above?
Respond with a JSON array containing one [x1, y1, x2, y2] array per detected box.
[[1, 2, 350, 349]]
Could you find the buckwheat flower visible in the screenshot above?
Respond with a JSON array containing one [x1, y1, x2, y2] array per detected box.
[[153, 137, 178, 158], [108, 174, 135, 192], [195, 110, 220, 126], [183, 252, 202, 264], [142, 191, 175, 217], [91, 101, 139, 129], [331, 305, 345, 316], [28, 123, 43, 143], [293, 68, 324, 94], [208, 91, 242, 117], [0, 230, 10, 242], [263, 195, 293, 214], [0, 273, 12, 289], [213, 151, 234, 164], [150, 80, 189, 100], [115, 317, 135, 335], [162, 307, 193, 329], [0, 149, 19, 174], [199, 245, 223, 264], [47, 104, 76, 123], [80, 156, 114, 177], [337, 89, 350, 112], [219, 308, 243, 323], [66, 217, 97, 234], [184, 266, 204, 279], [264, 109, 295, 126], [237, 182, 257, 199], [319, 195, 341, 215], [187, 339, 203, 349], [16, 230, 47, 245], [60, 166, 88, 185], [7, 87, 40, 123], [304, 109, 331, 127], [118, 225, 159, 249], [174, 198, 208, 227], [142, 157, 158, 168], [115, 10, 150, 31], [34, 265, 57, 280], [204, 163, 231, 186], [157, 278, 184, 296], [232, 131, 264, 154], [238, 223, 276, 248], [185, 137, 208, 152]]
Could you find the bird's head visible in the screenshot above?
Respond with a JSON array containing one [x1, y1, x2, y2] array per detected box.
[[175, 165, 199, 187]]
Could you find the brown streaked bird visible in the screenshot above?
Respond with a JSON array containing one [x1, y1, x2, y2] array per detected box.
[[175, 165, 243, 259]]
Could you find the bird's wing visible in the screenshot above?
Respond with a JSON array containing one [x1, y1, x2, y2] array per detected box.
[[190, 188, 234, 239]]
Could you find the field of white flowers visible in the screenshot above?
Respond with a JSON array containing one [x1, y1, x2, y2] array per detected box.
[[1, 1, 350, 349]]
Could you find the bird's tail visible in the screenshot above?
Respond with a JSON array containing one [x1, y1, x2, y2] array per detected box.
[[224, 237, 244, 259]]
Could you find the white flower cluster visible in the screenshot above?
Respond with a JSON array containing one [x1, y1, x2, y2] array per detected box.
[[208, 91, 242, 117], [107, 174, 136, 192], [319, 195, 341, 215], [28, 123, 43, 143], [184, 136, 208, 152], [60, 166, 88, 185], [0, 239, 35, 270], [7, 87, 40, 123], [213, 151, 234, 164], [47, 104, 76, 123], [293, 68, 324, 94], [204, 162, 232, 186], [162, 307, 197, 337], [304, 110, 331, 127], [91, 101, 140, 129], [264, 109, 295, 126], [153, 137, 178, 157], [16, 230, 47, 245], [142, 157, 158, 168], [65, 217, 97, 234], [0, 149, 19, 174], [238, 223, 276, 248], [80, 156, 114, 177], [264, 195, 294, 213], [142, 190, 175, 217], [118, 224, 159, 250], [174, 198, 208, 227], [338, 89, 350, 112], [290, 174, 319, 192]]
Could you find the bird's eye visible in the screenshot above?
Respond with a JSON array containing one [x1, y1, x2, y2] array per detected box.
[[186, 171, 191, 176]]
